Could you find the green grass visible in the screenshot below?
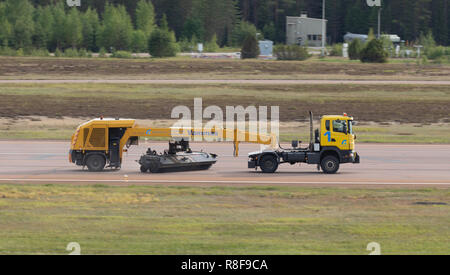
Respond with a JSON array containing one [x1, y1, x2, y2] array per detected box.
[[0, 129, 74, 140], [352, 124, 450, 143], [0, 184, 448, 255]]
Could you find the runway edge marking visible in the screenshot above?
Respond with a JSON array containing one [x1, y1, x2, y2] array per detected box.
[[0, 178, 449, 186]]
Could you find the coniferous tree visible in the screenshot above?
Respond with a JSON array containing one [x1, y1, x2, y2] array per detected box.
[[348, 39, 363, 60], [262, 22, 276, 41], [131, 29, 148, 52], [99, 4, 133, 51], [6, 0, 35, 49], [0, 0, 449, 52], [148, 15, 179, 57], [136, 0, 155, 37], [0, 2, 12, 47], [51, 2, 66, 50], [182, 16, 205, 42], [233, 21, 258, 47], [34, 6, 54, 49], [241, 33, 259, 59], [81, 8, 100, 51], [65, 8, 82, 49], [431, 0, 448, 45], [205, 34, 219, 52], [360, 39, 388, 63]]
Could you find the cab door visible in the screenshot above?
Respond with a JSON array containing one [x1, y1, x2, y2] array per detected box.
[[347, 120, 355, 151], [321, 119, 350, 151]]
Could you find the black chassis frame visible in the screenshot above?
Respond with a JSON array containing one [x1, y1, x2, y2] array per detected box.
[[248, 146, 360, 169]]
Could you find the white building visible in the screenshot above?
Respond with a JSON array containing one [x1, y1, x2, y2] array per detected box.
[[286, 13, 327, 47]]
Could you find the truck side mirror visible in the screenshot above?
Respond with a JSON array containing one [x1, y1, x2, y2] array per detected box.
[[292, 140, 299, 148]]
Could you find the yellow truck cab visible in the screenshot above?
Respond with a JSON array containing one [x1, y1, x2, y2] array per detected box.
[[317, 114, 359, 171], [248, 112, 360, 174], [320, 114, 357, 159]]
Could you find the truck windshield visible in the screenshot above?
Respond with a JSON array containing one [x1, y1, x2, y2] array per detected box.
[[348, 121, 353, 135]]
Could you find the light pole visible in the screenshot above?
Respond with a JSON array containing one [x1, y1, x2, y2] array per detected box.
[[367, 1, 382, 38], [321, 0, 326, 57], [378, 7, 382, 38]]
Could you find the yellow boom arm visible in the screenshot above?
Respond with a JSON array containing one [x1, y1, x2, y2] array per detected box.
[[121, 126, 278, 158]]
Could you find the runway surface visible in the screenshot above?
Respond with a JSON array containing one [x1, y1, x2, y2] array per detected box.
[[0, 141, 449, 187], [1, 79, 450, 85]]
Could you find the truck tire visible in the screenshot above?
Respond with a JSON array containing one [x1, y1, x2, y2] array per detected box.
[[260, 155, 279, 173], [140, 166, 149, 173], [85, 155, 106, 172], [321, 155, 340, 174]]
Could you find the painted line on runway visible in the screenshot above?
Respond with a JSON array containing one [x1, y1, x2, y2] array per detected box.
[[2, 79, 450, 85], [0, 178, 449, 186]]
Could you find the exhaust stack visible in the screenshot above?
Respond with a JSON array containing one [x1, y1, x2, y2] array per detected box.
[[309, 111, 314, 145]]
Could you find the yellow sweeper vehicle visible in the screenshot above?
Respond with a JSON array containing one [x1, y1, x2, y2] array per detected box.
[[69, 117, 277, 172], [69, 112, 359, 174]]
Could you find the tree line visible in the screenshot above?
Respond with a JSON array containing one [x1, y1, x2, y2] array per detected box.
[[0, 0, 448, 54]]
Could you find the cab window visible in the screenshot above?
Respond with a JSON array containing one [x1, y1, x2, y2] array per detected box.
[[348, 121, 353, 135], [88, 128, 106, 148], [325, 120, 330, 131], [333, 120, 347, 134], [83, 128, 90, 146]]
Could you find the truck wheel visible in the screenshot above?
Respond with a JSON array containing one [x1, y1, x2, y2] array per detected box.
[[140, 166, 149, 173], [86, 155, 106, 172], [148, 161, 160, 173], [260, 155, 278, 173], [321, 156, 340, 174]]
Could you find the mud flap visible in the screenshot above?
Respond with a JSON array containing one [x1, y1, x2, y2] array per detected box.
[[354, 153, 360, 164]]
